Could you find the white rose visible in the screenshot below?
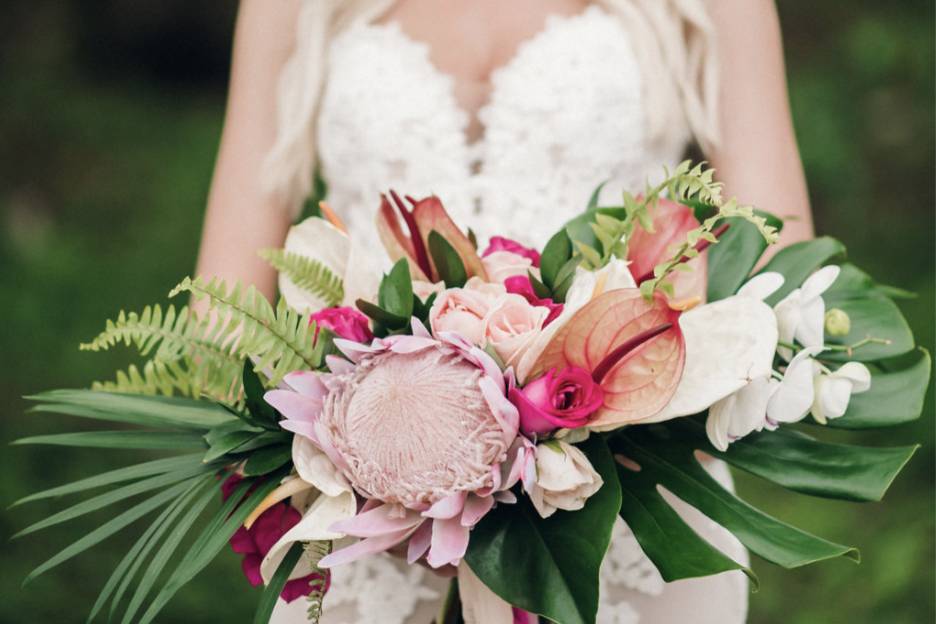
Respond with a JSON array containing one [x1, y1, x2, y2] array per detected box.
[[527, 440, 603, 518]]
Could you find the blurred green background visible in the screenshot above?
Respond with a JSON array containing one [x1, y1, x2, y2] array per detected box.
[[0, 1, 932, 622]]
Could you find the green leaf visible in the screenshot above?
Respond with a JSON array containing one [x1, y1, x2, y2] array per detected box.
[[253, 542, 304, 624], [11, 453, 203, 508], [23, 479, 194, 585], [88, 474, 209, 623], [118, 475, 218, 624], [681, 420, 918, 502], [528, 271, 552, 299], [12, 430, 206, 451], [14, 463, 213, 538], [259, 247, 344, 307], [821, 296, 915, 362], [540, 229, 573, 289], [757, 237, 846, 306], [242, 444, 293, 476], [355, 299, 408, 328], [378, 258, 415, 318], [551, 256, 582, 303], [829, 349, 931, 428], [617, 464, 755, 585], [428, 231, 468, 288], [465, 436, 621, 624], [586, 180, 608, 211], [203, 429, 260, 462], [564, 208, 627, 254], [137, 475, 283, 624], [243, 361, 279, 426], [26, 390, 233, 430], [612, 431, 860, 568], [706, 212, 783, 301]]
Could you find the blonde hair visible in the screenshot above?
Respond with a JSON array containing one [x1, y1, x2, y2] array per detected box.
[[263, 0, 719, 212]]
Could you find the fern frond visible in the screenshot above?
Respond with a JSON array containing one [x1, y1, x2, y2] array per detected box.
[[170, 276, 325, 385], [304, 541, 332, 624], [92, 358, 241, 400], [260, 248, 344, 307]]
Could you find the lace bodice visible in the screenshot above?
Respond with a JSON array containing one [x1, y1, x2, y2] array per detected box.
[[279, 7, 747, 624], [317, 6, 687, 255]]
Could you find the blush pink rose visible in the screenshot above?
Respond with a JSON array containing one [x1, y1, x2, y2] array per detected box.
[[504, 275, 564, 327], [482, 250, 535, 284], [309, 306, 373, 343], [429, 280, 505, 344], [509, 367, 604, 436], [483, 236, 541, 267], [485, 294, 549, 366]]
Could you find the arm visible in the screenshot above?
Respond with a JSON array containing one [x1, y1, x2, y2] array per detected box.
[[194, 0, 303, 301], [705, 0, 814, 248]]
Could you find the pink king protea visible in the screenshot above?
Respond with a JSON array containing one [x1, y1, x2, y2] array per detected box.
[[265, 320, 524, 570]]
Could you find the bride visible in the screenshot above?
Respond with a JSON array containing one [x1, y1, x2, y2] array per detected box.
[[195, 1, 814, 622]]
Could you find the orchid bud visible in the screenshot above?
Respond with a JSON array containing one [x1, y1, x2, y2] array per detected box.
[[824, 308, 851, 337]]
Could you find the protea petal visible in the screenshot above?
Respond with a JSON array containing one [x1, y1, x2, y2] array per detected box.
[[411, 196, 488, 280], [319, 527, 416, 568], [533, 288, 685, 428], [627, 198, 707, 301], [330, 503, 423, 538], [423, 491, 468, 520], [460, 494, 495, 527], [406, 520, 433, 564], [427, 516, 470, 568]]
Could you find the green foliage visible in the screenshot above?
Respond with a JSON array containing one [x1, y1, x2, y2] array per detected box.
[[611, 429, 861, 570], [171, 276, 328, 385], [617, 462, 755, 584], [428, 231, 468, 288], [465, 436, 621, 624], [259, 247, 344, 307], [705, 212, 785, 301], [757, 237, 847, 305], [254, 543, 304, 624], [304, 541, 332, 623], [357, 258, 415, 335]]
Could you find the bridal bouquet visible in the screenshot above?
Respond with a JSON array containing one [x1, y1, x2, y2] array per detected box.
[[14, 162, 928, 624]]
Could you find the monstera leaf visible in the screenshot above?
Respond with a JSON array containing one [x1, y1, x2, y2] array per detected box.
[[465, 436, 621, 624]]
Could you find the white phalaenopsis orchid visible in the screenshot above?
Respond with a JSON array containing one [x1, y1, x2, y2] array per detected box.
[[766, 347, 822, 427], [279, 217, 381, 313], [774, 265, 841, 360], [810, 361, 872, 424]]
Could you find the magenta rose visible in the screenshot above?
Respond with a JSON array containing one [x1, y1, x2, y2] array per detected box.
[[482, 236, 541, 267], [309, 306, 373, 343], [509, 367, 604, 436], [504, 275, 564, 327], [222, 474, 329, 602]]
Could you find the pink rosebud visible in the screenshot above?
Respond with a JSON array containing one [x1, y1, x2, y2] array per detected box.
[[482, 236, 541, 267], [310, 306, 373, 343], [509, 367, 604, 436], [504, 275, 564, 327]]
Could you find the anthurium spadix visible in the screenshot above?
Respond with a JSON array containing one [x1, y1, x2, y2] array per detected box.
[[650, 274, 783, 423], [532, 288, 685, 429]]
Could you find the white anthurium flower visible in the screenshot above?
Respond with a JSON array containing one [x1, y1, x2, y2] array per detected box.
[[525, 440, 603, 519], [279, 217, 381, 313], [810, 361, 872, 424], [766, 347, 822, 426], [702, 273, 786, 450], [515, 257, 636, 383], [259, 436, 357, 584], [773, 265, 841, 360], [649, 291, 779, 423]]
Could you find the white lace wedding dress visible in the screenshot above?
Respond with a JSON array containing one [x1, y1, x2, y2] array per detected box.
[[273, 6, 749, 623]]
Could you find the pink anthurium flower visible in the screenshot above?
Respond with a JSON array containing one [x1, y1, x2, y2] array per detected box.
[[531, 288, 686, 430], [627, 198, 707, 302]]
